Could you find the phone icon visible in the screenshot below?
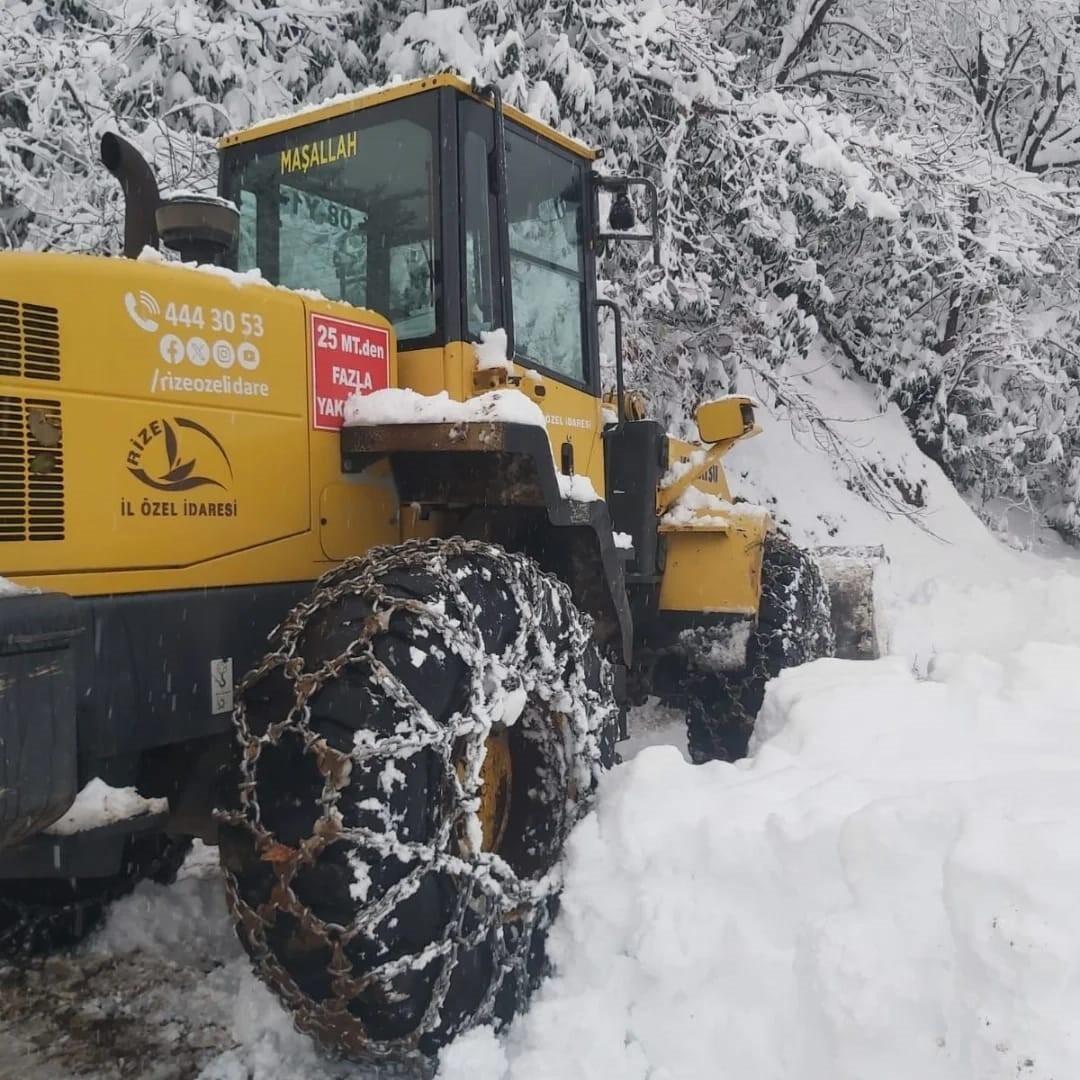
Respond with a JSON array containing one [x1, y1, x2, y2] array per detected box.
[[124, 290, 161, 332]]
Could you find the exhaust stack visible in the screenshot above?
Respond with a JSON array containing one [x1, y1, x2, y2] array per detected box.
[[100, 132, 161, 258]]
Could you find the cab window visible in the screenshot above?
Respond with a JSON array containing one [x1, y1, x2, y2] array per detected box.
[[505, 130, 587, 382], [223, 96, 439, 348]]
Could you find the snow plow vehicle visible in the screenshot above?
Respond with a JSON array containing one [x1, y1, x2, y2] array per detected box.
[[0, 75, 878, 1067]]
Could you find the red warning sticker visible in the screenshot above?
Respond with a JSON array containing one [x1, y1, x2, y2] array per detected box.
[[310, 312, 390, 431]]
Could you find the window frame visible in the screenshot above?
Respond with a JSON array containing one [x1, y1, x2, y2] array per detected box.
[[456, 98, 600, 396], [218, 91, 446, 353]]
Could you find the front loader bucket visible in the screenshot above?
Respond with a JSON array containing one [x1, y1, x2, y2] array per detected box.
[[814, 545, 886, 660]]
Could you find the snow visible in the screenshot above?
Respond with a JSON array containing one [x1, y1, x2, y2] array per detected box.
[[474, 327, 512, 372], [660, 484, 770, 529], [659, 447, 706, 487], [426, 348, 1080, 1079], [556, 474, 599, 502], [233, 77, 410, 136], [44, 779, 167, 836], [17, 340, 1079, 1080], [137, 246, 344, 306], [444, 640, 1080, 1080], [344, 387, 547, 429], [0, 576, 29, 596]]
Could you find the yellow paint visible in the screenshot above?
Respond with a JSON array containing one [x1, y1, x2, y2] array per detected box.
[[661, 434, 735, 509], [695, 395, 759, 444], [219, 74, 599, 162], [0, 252, 398, 596], [658, 508, 769, 615], [521, 371, 606, 496], [403, 340, 606, 498], [318, 469, 397, 560], [280, 131, 357, 175]]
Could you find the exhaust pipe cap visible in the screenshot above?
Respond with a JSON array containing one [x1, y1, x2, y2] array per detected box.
[[155, 194, 239, 266]]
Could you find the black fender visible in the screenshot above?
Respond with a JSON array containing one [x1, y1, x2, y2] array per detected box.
[[0, 592, 82, 851]]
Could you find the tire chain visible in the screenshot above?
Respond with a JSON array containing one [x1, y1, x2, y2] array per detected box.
[[687, 536, 835, 762], [219, 537, 612, 1069]]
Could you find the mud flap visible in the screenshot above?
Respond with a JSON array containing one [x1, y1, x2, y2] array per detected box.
[[0, 593, 82, 851], [814, 545, 886, 661]]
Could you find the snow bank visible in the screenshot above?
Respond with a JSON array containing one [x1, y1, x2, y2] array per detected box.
[[344, 386, 546, 429], [727, 343, 1080, 662], [45, 779, 167, 836], [443, 644, 1080, 1080]]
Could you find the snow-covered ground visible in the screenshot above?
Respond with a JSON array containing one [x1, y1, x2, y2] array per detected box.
[[5, 351, 1080, 1079], [434, 350, 1080, 1080]]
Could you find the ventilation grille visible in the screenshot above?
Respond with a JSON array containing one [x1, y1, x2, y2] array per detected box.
[[0, 396, 64, 542], [0, 300, 60, 380]]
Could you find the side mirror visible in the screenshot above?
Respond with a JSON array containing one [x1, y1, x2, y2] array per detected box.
[[594, 175, 659, 264], [696, 396, 758, 444], [608, 189, 636, 231]]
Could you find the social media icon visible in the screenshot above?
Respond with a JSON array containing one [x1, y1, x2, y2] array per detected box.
[[213, 340, 235, 369], [159, 334, 185, 365], [237, 342, 261, 371], [187, 336, 210, 367]]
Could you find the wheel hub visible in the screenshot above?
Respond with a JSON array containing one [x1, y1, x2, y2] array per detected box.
[[477, 730, 512, 853]]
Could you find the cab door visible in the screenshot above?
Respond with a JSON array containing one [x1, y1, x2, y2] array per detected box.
[[458, 98, 606, 497]]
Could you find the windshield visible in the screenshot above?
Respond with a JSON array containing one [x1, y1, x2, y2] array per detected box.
[[221, 96, 439, 346]]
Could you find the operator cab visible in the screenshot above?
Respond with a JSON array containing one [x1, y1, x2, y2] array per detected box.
[[218, 75, 601, 393]]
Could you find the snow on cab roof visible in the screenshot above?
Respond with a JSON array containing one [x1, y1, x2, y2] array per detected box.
[[218, 73, 598, 161]]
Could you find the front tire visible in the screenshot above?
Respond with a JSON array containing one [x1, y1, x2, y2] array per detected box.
[[219, 538, 616, 1066], [686, 533, 834, 763]]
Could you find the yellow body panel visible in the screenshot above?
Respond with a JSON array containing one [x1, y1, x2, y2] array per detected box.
[[0, 250, 608, 596], [657, 422, 771, 614], [658, 508, 769, 615], [1, 252, 400, 595], [414, 341, 607, 503], [518, 373, 606, 496], [219, 74, 599, 163], [663, 435, 735, 503]]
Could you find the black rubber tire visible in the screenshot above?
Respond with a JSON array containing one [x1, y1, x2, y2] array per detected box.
[[0, 833, 192, 957], [218, 538, 616, 1067], [685, 534, 834, 764]]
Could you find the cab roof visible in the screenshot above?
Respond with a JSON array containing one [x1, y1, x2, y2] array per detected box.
[[218, 73, 599, 161]]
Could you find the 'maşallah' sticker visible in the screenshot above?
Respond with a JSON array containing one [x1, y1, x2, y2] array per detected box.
[[310, 312, 390, 431]]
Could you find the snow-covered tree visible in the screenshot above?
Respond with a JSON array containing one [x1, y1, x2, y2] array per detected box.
[[5, 0, 1080, 536]]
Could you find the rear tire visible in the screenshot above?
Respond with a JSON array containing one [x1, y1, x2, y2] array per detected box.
[[685, 534, 834, 763], [0, 833, 191, 956], [219, 538, 616, 1066]]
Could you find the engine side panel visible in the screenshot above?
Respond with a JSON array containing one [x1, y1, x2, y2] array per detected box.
[[0, 252, 399, 595]]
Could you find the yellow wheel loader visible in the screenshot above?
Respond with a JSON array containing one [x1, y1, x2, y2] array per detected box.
[[0, 74, 878, 1066]]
